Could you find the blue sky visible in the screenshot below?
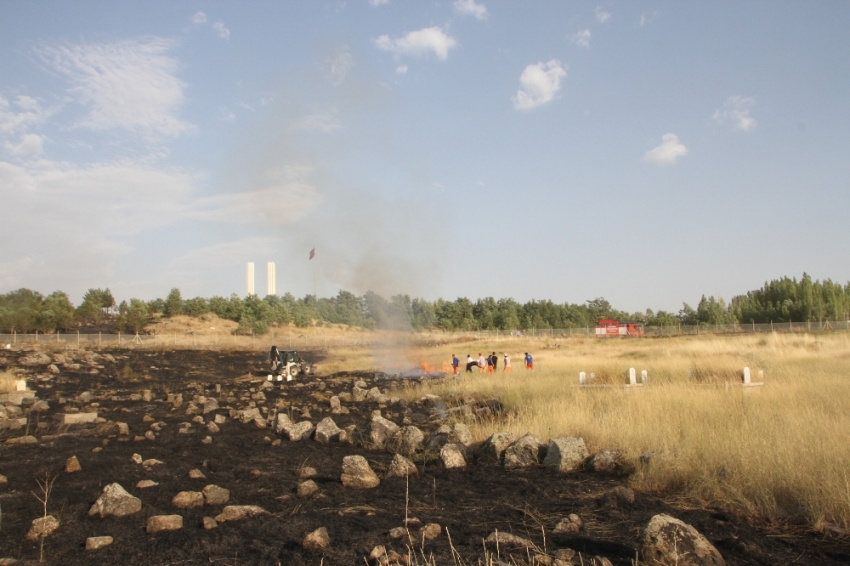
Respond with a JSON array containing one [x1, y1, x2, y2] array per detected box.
[[1, 1, 848, 312]]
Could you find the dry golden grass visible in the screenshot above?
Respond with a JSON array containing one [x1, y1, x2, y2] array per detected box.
[[331, 332, 850, 529], [0, 370, 19, 392]]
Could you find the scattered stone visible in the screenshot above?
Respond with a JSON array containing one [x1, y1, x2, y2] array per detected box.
[[397, 425, 425, 456], [202, 484, 230, 505], [352, 386, 367, 402], [144, 430, 156, 441], [484, 531, 535, 548], [206, 421, 220, 433], [449, 423, 474, 447], [202, 516, 218, 529], [5, 435, 38, 445], [370, 416, 400, 448], [143, 458, 164, 467], [590, 449, 634, 475], [89, 483, 142, 518], [389, 526, 408, 540], [203, 398, 219, 414], [555, 548, 577, 563], [298, 480, 319, 497], [117, 422, 130, 435], [188, 469, 206, 479], [419, 523, 441, 542], [303, 526, 331, 551], [214, 414, 227, 425], [215, 505, 268, 522], [26, 515, 60, 541], [642, 514, 726, 566], [603, 486, 635, 507], [314, 417, 341, 443], [172, 490, 204, 509], [589, 557, 614, 566], [136, 480, 158, 488], [553, 514, 583, 534], [55, 412, 98, 425], [192, 415, 205, 424], [286, 421, 315, 441], [86, 536, 114, 550], [477, 432, 516, 464], [440, 443, 467, 469], [543, 437, 589, 473], [300, 466, 318, 479], [341, 455, 380, 488], [131, 453, 143, 464], [147, 515, 183, 533], [0, 475, 7, 487], [503, 433, 543, 470], [65, 455, 82, 473], [386, 453, 418, 478], [202, 435, 213, 444], [275, 413, 293, 434]]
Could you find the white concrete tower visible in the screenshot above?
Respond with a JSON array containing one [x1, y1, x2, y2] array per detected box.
[[267, 262, 276, 296], [246, 262, 255, 295]]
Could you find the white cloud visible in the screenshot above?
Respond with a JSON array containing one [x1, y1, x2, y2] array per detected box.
[[569, 29, 592, 49], [395, 65, 408, 74], [512, 60, 567, 111], [713, 96, 757, 132], [638, 11, 658, 27], [290, 112, 342, 133], [212, 22, 230, 40], [370, 0, 389, 5], [4, 133, 43, 155], [644, 133, 688, 165], [0, 95, 50, 135], [170, 237, 279, 271], [190, 11, 207, 24], [454, 0, 487, 20], [327, 46, 353, 85], [374, 27, 458, 60], [191, 183, 323, 225], [37, 38, 192, 138], [595, 6, 611, 23], [219, 107, 236, 122]]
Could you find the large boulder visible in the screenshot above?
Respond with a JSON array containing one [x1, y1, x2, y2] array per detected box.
[[440, 443, 467, 469], [590, 449, 634, 475], [386, 454, 418, 478], [543, 437, 589, 473], [88, 483, 142, 518], [503, 433, 543, 470], [26, 516, 59, 541], [275, 413, 293, 434], [370, 416, 400, 448], [286, 421, 315, 441], [202, 484, 230, 505], [314, 417, 341, 443], [448, 423, 474, 447], [642, 514, 726, 566], [397, 426, 425, 455], [476, 432, 515, 464], [341, 455, 380, 488]]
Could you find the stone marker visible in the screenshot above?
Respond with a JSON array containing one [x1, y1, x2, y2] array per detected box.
[[340, 455, 380, 488], [543, 437, 589, 473], [580, 371, 587, 385], [86, 536, 114, 550], [303, 526, 331, 550], [642, 370, 648, 384], [629, 368, 637, 385], [89, 483, 141, 518], [742, 367, 751, 385], [26, 515, 60, 541], [147, 515, 183, 533], [202, 484, 230, 505], [642, 514, 726, 566], [65, 455, 82, 473]]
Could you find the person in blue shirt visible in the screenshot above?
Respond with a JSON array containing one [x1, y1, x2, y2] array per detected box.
[[524, 352, 534, 370], [451, 354, 460, 375]]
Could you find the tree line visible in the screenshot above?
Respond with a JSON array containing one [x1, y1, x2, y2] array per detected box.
[[1, 273, 848, 335]]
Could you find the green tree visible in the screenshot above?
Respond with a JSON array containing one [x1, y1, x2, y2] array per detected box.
[[164, 288, 184, 317]]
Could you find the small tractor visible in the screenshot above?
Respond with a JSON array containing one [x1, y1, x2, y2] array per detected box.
[[267, 346, 315, 381]]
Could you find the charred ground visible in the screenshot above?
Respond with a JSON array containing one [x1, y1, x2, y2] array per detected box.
[[0, 347, 848, 565]]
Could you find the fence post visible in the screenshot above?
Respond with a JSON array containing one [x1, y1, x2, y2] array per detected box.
[[771, 320, 774, 332], [35, 330, 38, 343], [98, 331, 101, 347], [118, 331, 121, 345], [76, 330, 80, 346]]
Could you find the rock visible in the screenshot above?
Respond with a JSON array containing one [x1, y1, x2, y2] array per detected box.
[[303, 526, 331, 550], [590, 449, 634, 475], [440, 443, 467, 469], [370, 545, 388, 561], [147, 515, 183, 533], [553, 514, 583, 534], [340, 455, 380, 488], [56, 412, 98, 425], [300, 466, 318, 479], [142, 459, 164, 467], [214, 414, 227, 425], [449, 423, 474, 447], [396, 425, 425, 456], [215, 505, 268, 522], [188, 469, 206, 479], [352, 386, 368, 402], [239, 407, 262, 423], [85, 536, 114, 550], [370, 416, 399, 448], [203, 484, 230, 505], [504, 433, 543, 470], [131, 453, 143, 464], [419, 523, 441, 542], [603, 486, 635, 507], [48, 363, 60, 374], [484, 531, 535, 548], [275, 413, 293, 434], [543, 437, 589, 473], [286, 421, 315, 441], [5, 435, 38, 445], [389, 526, 408, 540], [555, 548, 577, 563], [144, 431, 156, 441], [386, 453, 418, 478], [117, 422, 130, 435], [172, 490, 204, 509], [206, 421, 220, 433], [298, 480, 319, 497], [30, 400, 49, 412], [142, 389, 153, 401], [0, 475, 7, 487], [89, 483, 142, 517], [203, 516, 218, 529], [26, 515, 60, 541], [203, 398, 219, 414], [477, 432, 516, 464], [329, 396, 341, 411], [65, 455, 82, 473], [366, 387, 385, 402], [339, 424, 357, 444], [589, 557, 614, 566], [642, 514, 726, 566], [314, 417, 341, 443], [136, 480, 158, 488], [202, 435, 213, 444]]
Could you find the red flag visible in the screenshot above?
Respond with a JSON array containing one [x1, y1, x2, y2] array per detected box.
[[309, 248, 315, 260]]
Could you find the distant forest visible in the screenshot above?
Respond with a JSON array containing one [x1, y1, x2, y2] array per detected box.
[[1, 273, 848, 335]]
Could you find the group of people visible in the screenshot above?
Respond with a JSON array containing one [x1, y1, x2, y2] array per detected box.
[[450, 352, 533, 374]]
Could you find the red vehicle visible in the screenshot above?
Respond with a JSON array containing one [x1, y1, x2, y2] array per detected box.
[[595, 319, 644, 338]]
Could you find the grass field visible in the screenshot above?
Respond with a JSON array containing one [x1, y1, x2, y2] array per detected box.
[[332, 331, 850, 531]]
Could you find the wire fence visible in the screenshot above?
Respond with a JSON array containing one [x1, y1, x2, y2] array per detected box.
[[1, 320, 848, 351]]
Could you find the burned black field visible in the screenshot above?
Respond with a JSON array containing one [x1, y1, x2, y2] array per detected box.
[[1, 347, 849, 565]]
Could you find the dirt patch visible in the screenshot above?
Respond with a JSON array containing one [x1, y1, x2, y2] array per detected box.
[[0, 347, 848, 565]]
